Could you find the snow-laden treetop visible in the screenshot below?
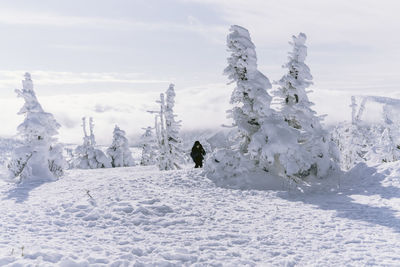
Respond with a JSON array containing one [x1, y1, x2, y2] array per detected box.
[[224, 25, 271, 89], [16, 72, 45, 115], [289, 33, 308, 63], [278, 32, 313, 102], [166, 84, 176, 112], [224, 25, 272, 121]]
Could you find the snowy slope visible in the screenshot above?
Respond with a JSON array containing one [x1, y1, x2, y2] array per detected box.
[[1, 163, 400, 266]]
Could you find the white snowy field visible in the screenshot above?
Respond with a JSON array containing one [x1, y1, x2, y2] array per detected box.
[[1, 162, 400, 266]]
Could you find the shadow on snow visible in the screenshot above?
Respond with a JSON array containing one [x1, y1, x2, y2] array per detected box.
[[3, 179, 55, 203], [278, 162, 400, 233]]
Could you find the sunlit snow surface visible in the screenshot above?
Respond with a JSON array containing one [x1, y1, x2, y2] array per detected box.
[[1, 161, 400, 265]]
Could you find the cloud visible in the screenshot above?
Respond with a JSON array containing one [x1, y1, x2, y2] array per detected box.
[[0, 71, 169, 85], [0, 71, 172, 98], [0, 7, 225, 38], [183, 0, 400, 61], [3, 79, 397, 146], [1, 84, 231, 145]]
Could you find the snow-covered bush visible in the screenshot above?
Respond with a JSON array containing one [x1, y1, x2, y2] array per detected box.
[[7, 73, 66, 182], [206, 148, 253, 182], [107, 125, 135, 167], [274, 32, 338, 178], [374, 105, 400, 162], [332, 97, 400, 169], [331, 122, 370, 170], [74, 117, 111, 169], [140, 126, 157, 166]]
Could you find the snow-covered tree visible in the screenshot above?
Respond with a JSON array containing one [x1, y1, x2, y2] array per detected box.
[[151, 93, 170, 170], [107, 125, 135, 167], [149, 85, 184, 171], [165, 84, 185, 166], [365, 105, 400, 163], [333, 96, 400, 169], [140, 126, 157, 166], [74, 117, 111, 169], [274, 33, 338, 177], [224, 25, 273, 154], [372, 128, 400, 163], [7, 73, 66, 182], [205, 28, 337, 186], [205, 25, 301, 181], [331, 122, 366, 170]]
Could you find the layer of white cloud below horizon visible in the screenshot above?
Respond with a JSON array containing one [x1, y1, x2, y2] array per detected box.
[[2, 71, 399, 145]]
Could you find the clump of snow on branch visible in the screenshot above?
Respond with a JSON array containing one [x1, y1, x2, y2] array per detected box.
[[7, 73, 66, 182], [74, 117, 111, 169], [107, 125, 135, 167]]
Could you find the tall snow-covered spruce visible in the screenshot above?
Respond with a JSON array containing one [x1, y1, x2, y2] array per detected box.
[[274, 33, 338, 178], [8, 73, 66, 182], [205, 26, 337, 188], [205, 25, 292, 183], [74, 117, 111, 169], [107, 125, 135, 167]]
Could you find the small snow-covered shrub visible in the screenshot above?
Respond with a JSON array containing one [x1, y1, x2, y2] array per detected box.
[[107, 125, 135, 167], [74, 117, 111, 169], [332, 121, 400, 169], [140, 126, 157, 166], [205, 148, 253, 183]]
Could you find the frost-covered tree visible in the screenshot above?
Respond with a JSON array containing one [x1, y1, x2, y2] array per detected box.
[[372, 128, 400, 163], [149, 85, 184, 171], [107, 125, 135, 167], [205, 25, 303, 182], [165, 84, 185, 166], [205, 28, 338, 186], [332, 96, 400, 169], [74, 117, 111, 169], [365, 105, 400, 163], [274, 33, 338, 177], [224, 25, 273, 154], [7, 73, 66, 182], [331, 122, 367, 170], [140, 126, 157, 166], [151, 93, 170, 170]]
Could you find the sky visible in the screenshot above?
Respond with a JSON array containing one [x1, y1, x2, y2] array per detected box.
[[1, 0, 400, 144]]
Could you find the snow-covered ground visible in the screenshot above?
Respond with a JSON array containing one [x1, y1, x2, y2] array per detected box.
[[1, 161, 400, 266]]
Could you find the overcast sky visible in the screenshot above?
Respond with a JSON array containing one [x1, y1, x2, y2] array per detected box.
[[1, 0, 400, 144]]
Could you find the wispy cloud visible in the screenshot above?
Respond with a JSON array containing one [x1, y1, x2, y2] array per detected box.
[[0, 70, 169, 87], [0, 7, 225, 37], [183, 0, 400, 49]]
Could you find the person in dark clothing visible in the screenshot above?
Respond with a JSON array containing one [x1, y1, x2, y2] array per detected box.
[[190, 141, 206, 168]]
